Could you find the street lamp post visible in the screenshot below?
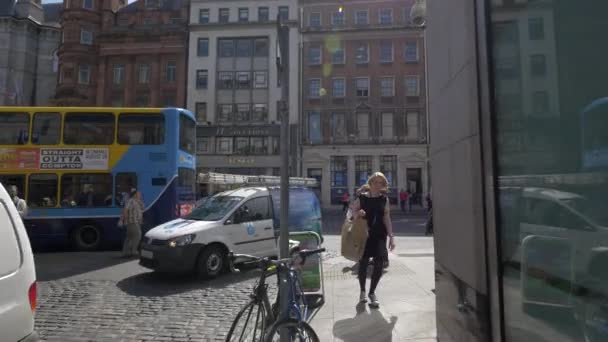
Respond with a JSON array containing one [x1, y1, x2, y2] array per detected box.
[[277, 13, 290, 264], [276, 13, 290, 342]]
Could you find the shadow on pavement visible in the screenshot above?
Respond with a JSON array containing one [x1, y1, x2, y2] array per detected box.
[[116, 268, 264, 297], [342, 262, 389, 277], [333, 302, 398, 342], [35, 251, 134, 281]]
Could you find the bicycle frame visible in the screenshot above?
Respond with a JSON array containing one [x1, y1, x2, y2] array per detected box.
[[253, 267, 279, 325], [277, 266, 308, 322], [227, 247, 324, 341]]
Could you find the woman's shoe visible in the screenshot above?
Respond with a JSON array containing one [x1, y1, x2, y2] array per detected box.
[[368, 293, 380, 308], [359, 291, 367, 303]]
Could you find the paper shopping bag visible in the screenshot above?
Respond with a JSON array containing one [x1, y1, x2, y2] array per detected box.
[[341, 217, 368, 261]]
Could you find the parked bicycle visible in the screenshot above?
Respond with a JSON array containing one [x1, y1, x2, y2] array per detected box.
[[225, 247, 325, 342]]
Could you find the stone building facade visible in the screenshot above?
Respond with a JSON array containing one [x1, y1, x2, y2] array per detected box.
[[188, 0, 300, 178], [0, 0, 61, 106]]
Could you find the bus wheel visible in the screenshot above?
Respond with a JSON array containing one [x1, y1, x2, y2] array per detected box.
[[71, 225, 101, 251], [196, 245, 225, 280]]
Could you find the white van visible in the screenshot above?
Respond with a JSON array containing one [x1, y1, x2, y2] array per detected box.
[[140, 186, 323, 279], [506, 187, 607, 269], [0, 184, 38, 341]]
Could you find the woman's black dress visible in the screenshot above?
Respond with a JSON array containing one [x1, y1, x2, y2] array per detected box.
[[359, 193, 388, 261]]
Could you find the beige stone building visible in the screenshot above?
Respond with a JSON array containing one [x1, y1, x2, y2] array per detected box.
[[188, 0, 301, 178]]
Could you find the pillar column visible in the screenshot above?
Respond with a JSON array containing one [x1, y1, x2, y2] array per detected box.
[[150, 55, 160, 106], [422, 164, 429, 207], [124, 58, 134, 106], [96, 57, 106, 106], [176, 53, 186, 107], [398, 156, 407, 193], [322, 164, 331, 207], [347, 154, 356, 196], [372, 154, 380, 174]]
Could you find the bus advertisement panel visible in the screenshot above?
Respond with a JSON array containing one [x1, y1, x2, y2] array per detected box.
[[0, 107, 196, 251]]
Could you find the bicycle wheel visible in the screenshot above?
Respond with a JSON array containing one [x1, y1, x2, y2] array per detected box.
[[264, 319, 320, 342], [226, 300, 267, 342]]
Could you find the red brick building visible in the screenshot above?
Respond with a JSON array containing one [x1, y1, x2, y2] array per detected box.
[[54, 0, 189, 107], [300, 0, 428, 207]]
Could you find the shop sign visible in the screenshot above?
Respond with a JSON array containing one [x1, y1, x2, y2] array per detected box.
[[197, 125, 281, 137], [227, 156, 255, 165]]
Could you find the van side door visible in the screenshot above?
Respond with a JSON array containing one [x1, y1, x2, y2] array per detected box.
[[229, 196, 274, 257]]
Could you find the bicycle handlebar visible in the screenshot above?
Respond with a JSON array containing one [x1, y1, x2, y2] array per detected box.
[[230, 248, 326, 268], [297, 247, 326, 258]]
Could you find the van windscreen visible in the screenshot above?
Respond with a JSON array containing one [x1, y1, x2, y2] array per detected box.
[[186, 196, 242, 221]]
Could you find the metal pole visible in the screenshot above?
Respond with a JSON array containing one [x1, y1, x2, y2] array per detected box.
[[277, 14, 290, 263], [277, 14, 290, 342]]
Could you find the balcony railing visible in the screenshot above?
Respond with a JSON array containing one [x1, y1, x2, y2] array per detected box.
[[303, 135, 426, 145], [301, 22, 414, 33]]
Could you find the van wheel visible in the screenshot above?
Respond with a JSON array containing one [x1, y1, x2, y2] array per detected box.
[[196, 245, 225, 280], [71, 225, 101, 251]]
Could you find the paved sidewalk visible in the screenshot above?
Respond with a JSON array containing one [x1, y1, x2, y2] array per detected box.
[[311, 237, 436, 342]]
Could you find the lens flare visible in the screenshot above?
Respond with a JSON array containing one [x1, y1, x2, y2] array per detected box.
[[322, 63, 333, 77]]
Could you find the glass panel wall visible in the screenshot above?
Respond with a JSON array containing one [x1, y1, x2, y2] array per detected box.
[[489, 2, 608, 341]]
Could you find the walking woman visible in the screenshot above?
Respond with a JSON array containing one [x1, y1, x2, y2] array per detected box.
[[121, 189, 144, 258], [351, 172, 396, 308]]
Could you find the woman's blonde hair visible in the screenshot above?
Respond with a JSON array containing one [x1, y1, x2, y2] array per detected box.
[[356, 184, 370, 195], [366, 172, 389, 193]]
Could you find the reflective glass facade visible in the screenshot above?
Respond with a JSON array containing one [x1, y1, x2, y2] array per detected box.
[[489, 2, 608, 341]]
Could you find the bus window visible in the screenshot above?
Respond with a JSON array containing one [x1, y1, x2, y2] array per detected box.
[[179, 114, 196, 154], [63, 113, 115, 145], [115, 173, 137, 207], [151, 177, 167, 186], [61, 173, 113, 207], [0, 175, 25, 197], [32, 113, 61, 145], [0, 112, 29, 145], [28, 174, 58, 208], [178, 168, 195, 194], [118, 113, 164, 145]]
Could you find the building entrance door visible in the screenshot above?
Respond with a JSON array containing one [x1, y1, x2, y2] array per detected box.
[[406, 168, 422, 205]]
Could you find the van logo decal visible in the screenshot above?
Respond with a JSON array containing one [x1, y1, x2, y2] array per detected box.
[[246, 223, 256, 236]]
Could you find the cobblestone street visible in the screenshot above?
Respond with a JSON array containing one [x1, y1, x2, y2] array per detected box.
[[33, 210, 428, 341], [36, 268, 273, 342]]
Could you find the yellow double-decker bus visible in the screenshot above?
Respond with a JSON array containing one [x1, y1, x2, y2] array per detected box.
[[0, 107, 196, 251]]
